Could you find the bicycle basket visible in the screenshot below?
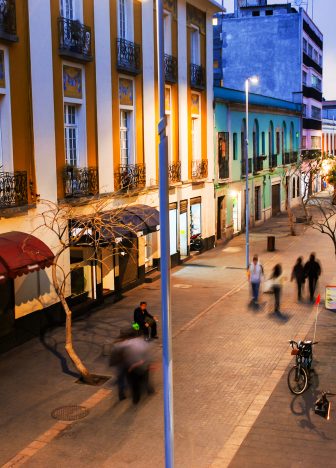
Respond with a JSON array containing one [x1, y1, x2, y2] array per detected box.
[[291, 349, 299, 355]]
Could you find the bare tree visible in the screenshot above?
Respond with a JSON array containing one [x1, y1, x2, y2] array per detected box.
[[33, 193, 152, 383], [309, 195, 336, 257]]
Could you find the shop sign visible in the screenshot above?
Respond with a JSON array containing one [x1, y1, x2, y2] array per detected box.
[[63, 66, 82, 99], [119, 78, 133, 106], [325, 286, 336, 310]]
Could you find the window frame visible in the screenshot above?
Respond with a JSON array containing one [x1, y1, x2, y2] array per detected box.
[[119, 76, 135, 165], [190, 25, 200, 66], [64, 104, 78, 166]]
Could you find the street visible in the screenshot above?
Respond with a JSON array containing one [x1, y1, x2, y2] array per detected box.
[[1, 214, 336, 468]]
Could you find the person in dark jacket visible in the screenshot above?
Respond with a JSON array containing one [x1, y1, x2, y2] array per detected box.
[[291, 257, 305, 301], [134, 301, 158, 340], [304, 253, 321, 303]]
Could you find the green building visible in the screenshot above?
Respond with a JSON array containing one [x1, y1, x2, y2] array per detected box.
[[214, 87, 302, 241]]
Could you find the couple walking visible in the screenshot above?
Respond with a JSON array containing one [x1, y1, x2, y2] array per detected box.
[[291, 253, 321, 303], [248, 255, 283, 312]]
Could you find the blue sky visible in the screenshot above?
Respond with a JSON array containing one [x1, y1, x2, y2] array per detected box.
[[221, 0, 336, 99]]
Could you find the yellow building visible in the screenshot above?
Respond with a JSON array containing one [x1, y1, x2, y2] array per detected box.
[[0, 0, 219, 350]]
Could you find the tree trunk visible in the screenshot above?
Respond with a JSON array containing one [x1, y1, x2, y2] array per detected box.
[[52, 256, 94, 383], [333, 184, 336, 205]]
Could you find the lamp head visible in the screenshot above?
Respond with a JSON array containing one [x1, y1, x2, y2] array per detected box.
[[249, 76, 259, 85]]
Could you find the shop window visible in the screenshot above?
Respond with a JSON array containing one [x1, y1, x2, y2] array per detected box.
[[190, 198, 201, 236], [169, 206, 177, 255]]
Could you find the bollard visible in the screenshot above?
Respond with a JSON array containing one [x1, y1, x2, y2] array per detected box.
[[267, 235, 275, 252]]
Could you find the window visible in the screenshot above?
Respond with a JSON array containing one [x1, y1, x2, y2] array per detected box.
[[302, 70, 307, 86], [64, 104, 78, 166], [165, 86, 172, 163], [120, 110, 130, 165], [311, 136, 321, 149], [254, 186, 261, 221], [282, 122, 287, 152], [233, 132, 238, 160], [313, 49, 318, 63], [191, 26, 200, 65], [252, 11, 260, 16], [265, 10, 273, 16], [319, 54, 322, 66], [308, 43, 313, 58], [292, 177, 296, 198], [268, 122, 274, 154], [301, 135, 306, 149], [218, 132, 229, 179], [303, 38, 307, 53], [163, 11, 172, 55], [261, 132, 265, 154], [253, 119, 259, 158], [311, 74, 322, 91], [311, 105, 321, 120], [276, 131, 280, 154], [191, 93, 201, 161], [302, 104, 307, 117], [61, 0, 75, 19], [119, 0, 127, 39]]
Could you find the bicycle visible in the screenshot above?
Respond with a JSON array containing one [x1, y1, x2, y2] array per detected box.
[[287, 339, 318, 395]]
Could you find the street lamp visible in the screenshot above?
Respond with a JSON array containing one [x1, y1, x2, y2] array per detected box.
[[245, 75, 259, 270]]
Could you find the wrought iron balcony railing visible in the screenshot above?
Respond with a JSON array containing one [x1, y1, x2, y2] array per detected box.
[[282, 151, 299, 165], [192, 159, 208, 180], [58, 17, 92, 61], [301, 149, 321, 160], [241, 158, 252, 176], [164, 54, 177, 83], [168, 161, 181, 184], [218, 159, 229, 180], [190, 63, 205, 90], [63, 166, 98, 198], [0, 171, 28, 209], [253, 157, 264, 173], [115, 163, 146, 191], [117, 38, 141, 75], [269, 154, 278, 168], [0, 0, 17, 42]]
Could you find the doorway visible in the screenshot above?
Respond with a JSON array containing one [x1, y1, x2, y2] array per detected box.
[[118, 238, 138, 289], [179, 200, 188, 258], [217, 196, 225, 239], [232, 194, 240, 233], [0, 280, 15, 337], [254, 186, 261, 221], [272, 183, 281, 216]]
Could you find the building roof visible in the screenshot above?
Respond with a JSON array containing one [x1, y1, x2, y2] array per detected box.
[[214, 86, 302, 113]]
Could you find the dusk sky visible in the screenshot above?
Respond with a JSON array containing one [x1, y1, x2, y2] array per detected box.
[[222, 0, 336, 100]]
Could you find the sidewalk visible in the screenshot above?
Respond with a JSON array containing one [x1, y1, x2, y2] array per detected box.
[[1, 213, 336, 467]]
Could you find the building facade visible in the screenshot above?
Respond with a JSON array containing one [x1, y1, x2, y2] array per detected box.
[[0, 0, 219, 350], [214, 86, 301, 242], [322, 100, 336, 156], [213, 0, 323, 158]]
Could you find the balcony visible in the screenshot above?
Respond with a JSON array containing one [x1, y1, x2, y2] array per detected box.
[[168, 161, 181, 184], [269, 154, 278, 169], [218, 159, 229, 180], [192, 159, 208, 180], [117, 38, 141, 75], [115, 163, 146, 191], [301, 149, 321, 160], [0, 171, 28, 209], [0, 0, 17, 42], [303, 52, 322, 75], [253, 157, 264, 173], [63, 166, 98, 198], [241, 158, 252, 176], [190, 63, 205, 90], [164, 54, 177, 84], [58, 17, 92, 62]]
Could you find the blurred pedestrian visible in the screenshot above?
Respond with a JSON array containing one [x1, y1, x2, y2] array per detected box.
[[271, 264, 283, 313], [248, 255, 264, 305], [304, 253, 321, 303], [291, 257, 305, 301], [134, 301, 159, 340]]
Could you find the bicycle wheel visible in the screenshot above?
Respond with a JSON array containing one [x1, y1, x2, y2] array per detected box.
[[287, 366, 308, 395]]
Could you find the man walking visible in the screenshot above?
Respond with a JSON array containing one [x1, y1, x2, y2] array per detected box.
[[248, 255, 264, 305], [291, 257, 305, 302], [134, 301, 158, 340], [304, 253, 322, 303]]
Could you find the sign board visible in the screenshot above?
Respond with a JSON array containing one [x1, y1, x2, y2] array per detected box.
[[325, 286, 336, 310]]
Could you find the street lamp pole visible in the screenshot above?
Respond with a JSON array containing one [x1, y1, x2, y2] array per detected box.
[[156, 1, 174, 467], [245, 76, 258, 269]]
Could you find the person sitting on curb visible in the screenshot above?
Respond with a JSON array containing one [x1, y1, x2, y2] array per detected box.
[[133, 301, 159, 340]]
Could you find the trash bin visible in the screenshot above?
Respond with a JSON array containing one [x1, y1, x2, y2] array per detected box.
[[267, 235, 275, 252]]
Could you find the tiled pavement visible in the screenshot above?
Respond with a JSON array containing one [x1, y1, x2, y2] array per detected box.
[[1, 214, 336, 467]]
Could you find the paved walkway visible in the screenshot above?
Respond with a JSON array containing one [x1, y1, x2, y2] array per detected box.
[[1, 214, 336, 467]]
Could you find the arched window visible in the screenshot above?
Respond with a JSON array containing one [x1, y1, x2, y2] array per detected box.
[[282, 121, 287, 154], [253, 119, 259, 158], [268, 121, 274, 155], [290, 122, 294, 152]]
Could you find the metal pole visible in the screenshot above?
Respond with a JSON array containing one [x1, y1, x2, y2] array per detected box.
[[245, 79, 250, 269], [156, 0, 174, 467]]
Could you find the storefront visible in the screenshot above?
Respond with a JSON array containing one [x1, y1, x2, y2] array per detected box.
[[169, 202, 179, 266], [190, 196, 202, 236]]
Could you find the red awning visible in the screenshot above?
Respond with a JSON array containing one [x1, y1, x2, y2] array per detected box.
[[0, 231, 55, 279]]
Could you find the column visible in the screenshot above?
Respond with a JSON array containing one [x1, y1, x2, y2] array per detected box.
[[177, 0, 188, 181]]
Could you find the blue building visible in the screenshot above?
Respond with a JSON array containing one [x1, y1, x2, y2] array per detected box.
[[214, 86, 301, 241], [213, 0, 323, 158]]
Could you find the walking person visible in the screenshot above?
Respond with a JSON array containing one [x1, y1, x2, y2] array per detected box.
[[248, 255, 264, 306], [270, 264, 283, 313], [291, 257, 305, 302], [304, 253, 322, 303]]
